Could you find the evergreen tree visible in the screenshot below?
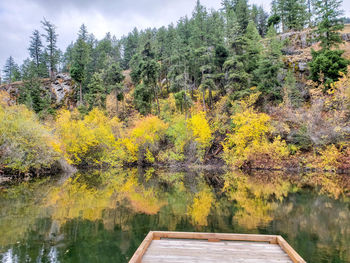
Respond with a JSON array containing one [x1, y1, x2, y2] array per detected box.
[[86, 72, 107, 109], [256, 26, 284, 101], [196, 46, 215, 109], [309, 49, 349, 87], [3, 56, 20, 83], [78, 24, 88, 41], [235, 0, 250, 33], [20, 59, 52, 114], [243, 21, 263, 82], [309, 0, 349, 88], [214, 45, 228, 95], [269, 0, 281, 30], [133, 83, 153, 115], [313, 0, 344, 49], [122, 28, 139, 69], [105, 63, 125, 112], [223, 4, 241, 47], [273, 0, 308, 31], [283, 70, 303, 107], [41, 18, 59, 79], [140, 41, 160, 115], [70, 24, 90, 105], [284, 0, 308, 30], [257, 6, 269, 36], [28, 30, 47, 77], [190, 0, 208, 49]]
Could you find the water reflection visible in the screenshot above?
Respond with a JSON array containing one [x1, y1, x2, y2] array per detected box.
[[0, 168, 349, 263]]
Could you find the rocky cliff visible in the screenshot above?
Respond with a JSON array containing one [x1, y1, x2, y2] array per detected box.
[[0, 73, 76, 108], [280, 25, 350, 77]]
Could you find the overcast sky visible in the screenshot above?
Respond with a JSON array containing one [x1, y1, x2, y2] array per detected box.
[[0, 0, 349, 75]]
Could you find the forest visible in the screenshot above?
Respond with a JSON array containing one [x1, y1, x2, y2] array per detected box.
[[1, 0, 350, 176]]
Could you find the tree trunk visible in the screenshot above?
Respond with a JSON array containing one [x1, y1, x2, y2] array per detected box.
[[155, 88, 160, 116], [209, 87, 213, 109], [79, 83, 83, 105], [202, 88, 206, 112]]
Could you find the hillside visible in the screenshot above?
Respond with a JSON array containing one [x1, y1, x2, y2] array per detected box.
[[1, 0, 350, 177]]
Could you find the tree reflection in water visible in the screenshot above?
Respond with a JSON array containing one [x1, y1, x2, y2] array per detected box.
[[0, 168, 349, 263]]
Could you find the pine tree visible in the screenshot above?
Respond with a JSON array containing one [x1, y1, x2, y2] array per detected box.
[[243, 21, 263, 86], [257, 6, 269, 36], [283, 70, 303, 107], [309, 0, 349, 88], [190, 0, 208, 49], [3, 56, 20, 83], [235, 0, 250, 33], [28, 30, 47, 77], [256, 26, 284, 101], [78, 24, 88, 42], [140, 41, 160, 115], [313, 0, 344, 49], [223, 5, 241, 48], [86, 72, 107, 109], [70, 24, 90, 105], [41, 18, 59, 79], [105, 63, 125, 112], [284, 0, 308, 30], [20, 59, 52, 114], [122, 28, 139, 69]]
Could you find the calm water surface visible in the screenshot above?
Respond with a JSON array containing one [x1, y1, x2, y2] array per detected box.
[[0, 168, 349, 263]]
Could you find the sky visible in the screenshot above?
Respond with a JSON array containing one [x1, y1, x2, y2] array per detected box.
[[0, 0, 349, 75]]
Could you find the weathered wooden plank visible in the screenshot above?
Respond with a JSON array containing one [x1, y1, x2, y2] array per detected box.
[[142, 239, 293, 263], [129, 231, 305, 263], [152, 231, 278, 243], [129, 231, 154, 263], [277, 236, 306, 263]]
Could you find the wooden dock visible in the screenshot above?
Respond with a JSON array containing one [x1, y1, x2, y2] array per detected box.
[[129, 231, 306, 263]]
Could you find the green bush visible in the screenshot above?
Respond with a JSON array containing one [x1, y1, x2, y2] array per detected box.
[[309, 49, 349, 89]]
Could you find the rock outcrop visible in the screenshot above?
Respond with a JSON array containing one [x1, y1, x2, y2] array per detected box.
[[0, 73, 76, 108], [49, 73, 76, 108]]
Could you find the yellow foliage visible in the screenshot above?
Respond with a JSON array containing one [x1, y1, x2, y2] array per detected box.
[[114, 115, 168, 164], [319, 144, 341, 171], [187, 187, 214, 226], [187, 111, 212, 155], [130, 115, 168, 145], [223, 93, 289, 168], [0, 103, 61, 172], [145, 148, 155, 163], [223, 171, 292, 229], [55, 108, 119, 165]]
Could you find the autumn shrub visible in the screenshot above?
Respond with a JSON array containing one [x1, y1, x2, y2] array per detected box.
[[55, 108, 120, 165], [0, 102, 61, 173], [223, 93, 289, 168], [115, 115, 168, 164], [277, 71, 350, 149], [187, 111, 212, 158], [160, 115, 191, 162], [319, 144, 341, 171]]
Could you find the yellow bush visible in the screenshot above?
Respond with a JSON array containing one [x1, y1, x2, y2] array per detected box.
[[319, 144, 341, 171], [223, 93, 289, 168], [0, 103, 61, 173], [55, 108, 118, 165], [130, 115, 168, 145], [187, 111, 212, 156], [115, 115, 168, 164]]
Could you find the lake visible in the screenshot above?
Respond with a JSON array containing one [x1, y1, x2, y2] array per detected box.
[[0, 168, 349, 263]]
